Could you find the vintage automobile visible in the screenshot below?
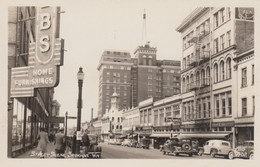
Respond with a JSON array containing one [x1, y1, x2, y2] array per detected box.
[[115, 139, 124, 145], [228, 141, 254, 160], [80, 134, 102, 158], [203, 140, 232, 158], [139, 138, 151, 149], [162, 137, 199, 157], [129, 139, 138, 147], [121, 139, 131, 146], [108, 138, 117, 145]]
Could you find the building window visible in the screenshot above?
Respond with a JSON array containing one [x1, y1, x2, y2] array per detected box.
[[252, 64, 254, 85], [188, 106, 190, 120], [220, 8, 225, 24], [228, 97, 232, 115], [226, 58, 232, 79], [220, 34, 225, 50], [182, 78, 186, 93], [220, 60, 225, 81], [227, 31, 231, 47], [242, 68, 247, 87], [206, 67, 210, 85], [198, 101, 201, 119], [203, 102, 206, 118], [215, 95, 220, 117], [222, 98, 226, 117], [214, 38, 219, 53], [227, 7, 231, 20], [242, 98, 247, 116], [196, 71, 200, 87], [201, 69, 205, 86], [186, 76, 190, 91], [214, 63, 218, 83], [183, 58, 186, 69], [214, 12, 219, 28], [183, 106, 186, 121]]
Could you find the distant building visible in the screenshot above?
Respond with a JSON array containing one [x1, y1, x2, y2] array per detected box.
[[97, 42, 181, 117]]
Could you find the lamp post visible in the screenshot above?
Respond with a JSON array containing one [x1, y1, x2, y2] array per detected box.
[[76, 67, 84, 154]]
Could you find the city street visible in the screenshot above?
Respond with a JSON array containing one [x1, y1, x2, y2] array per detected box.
[[99, 143, 216, 159]]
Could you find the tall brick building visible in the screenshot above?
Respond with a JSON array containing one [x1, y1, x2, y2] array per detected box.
[[97, 42, 181, 117]]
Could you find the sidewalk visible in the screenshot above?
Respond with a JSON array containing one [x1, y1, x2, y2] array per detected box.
[[17, 142, 72, 159]]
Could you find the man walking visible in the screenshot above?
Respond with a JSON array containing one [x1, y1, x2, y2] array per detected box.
[[54, 128, 65, 158]]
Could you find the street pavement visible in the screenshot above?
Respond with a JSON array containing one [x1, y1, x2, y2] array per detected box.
[[99, 143, 217, 159]]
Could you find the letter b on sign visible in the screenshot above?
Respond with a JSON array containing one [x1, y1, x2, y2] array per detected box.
[[40, 13, 51, 30]]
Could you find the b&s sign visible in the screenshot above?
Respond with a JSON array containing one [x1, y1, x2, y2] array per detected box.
[[10, 6, 64, 97]]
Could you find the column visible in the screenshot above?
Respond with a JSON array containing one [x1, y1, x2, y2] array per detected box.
[[163, 107, 166, 126]]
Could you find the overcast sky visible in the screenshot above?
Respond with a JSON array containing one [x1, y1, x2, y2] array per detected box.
[[52, 0, 196, 127]]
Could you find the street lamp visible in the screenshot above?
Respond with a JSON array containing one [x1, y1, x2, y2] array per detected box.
[[76, 67, 84, 154]]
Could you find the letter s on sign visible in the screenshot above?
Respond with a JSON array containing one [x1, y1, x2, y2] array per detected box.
[[40, 35, 50, 52], [40, 13, 51, 30]]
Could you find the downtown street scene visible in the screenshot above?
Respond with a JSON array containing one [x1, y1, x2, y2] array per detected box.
[[6, 1, 256, 161]]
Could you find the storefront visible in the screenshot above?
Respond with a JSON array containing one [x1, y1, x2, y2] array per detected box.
[[234, 117, 254, 146]]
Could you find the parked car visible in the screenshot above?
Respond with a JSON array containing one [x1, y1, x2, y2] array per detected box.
[[140, 138, 150, 149], [108, 138, 117, 145], [121, 139, 131, 146], [203, 140, 232, 158], [162, 137, 199, 157], [228, 141, 254, 160], [129, 139, 138, 147], [115, 139, 124, 145]]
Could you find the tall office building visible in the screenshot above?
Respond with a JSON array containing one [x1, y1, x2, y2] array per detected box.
[[97, 51, 133, 117], [97, 43, 181, 117]]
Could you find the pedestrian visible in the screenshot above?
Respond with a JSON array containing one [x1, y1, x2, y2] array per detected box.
[[54, 128, 65, 158], [71, 131, 77, 154], [81, 129, 90, 154], [36, 127, 50, 158]]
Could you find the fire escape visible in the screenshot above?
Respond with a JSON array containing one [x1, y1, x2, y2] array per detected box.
[[187, 29, 212, 128]]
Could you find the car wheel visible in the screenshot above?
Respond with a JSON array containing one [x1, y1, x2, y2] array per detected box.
[[228, 151, 234, 160], [249, 153, 254, 160], [210, 150, 216, 158], [163, 151, 166, 155], [188, 153, 192, 157]]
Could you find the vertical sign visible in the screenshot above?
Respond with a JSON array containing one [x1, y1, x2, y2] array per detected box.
[[10, 6, 64, 98]]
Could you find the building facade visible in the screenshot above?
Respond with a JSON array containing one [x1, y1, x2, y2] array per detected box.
[[176, 7, 254, 147]]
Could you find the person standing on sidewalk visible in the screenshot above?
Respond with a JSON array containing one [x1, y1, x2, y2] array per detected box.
[[81, 129, 90, 154], [54, 128, 65, 158], [36, 127, 50, 158]]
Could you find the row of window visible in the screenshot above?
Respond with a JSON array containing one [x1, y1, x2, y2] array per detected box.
[[182, 57, 232, 93], [105, 65, 131, 70], [111, 125, 122, 130], [214, 31, 231, 54], [214, 92, 232, 117], [214, 7, 231, 28]]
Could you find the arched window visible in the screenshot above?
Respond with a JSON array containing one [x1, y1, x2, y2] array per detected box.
[[182, 78, 186, 93], [214, 63, 218, 83], [118, 117, 120, 122], [190, 74, 194, 88], [226, 57, 231, 79], [186, 76, 190, 91], [116, 125, 119, 129], [196, 71, 200, 87], [206, 66, 210, 85], [201, 69, 205, 85], [143, 55, 147, 65], [220, 60, 225, 81]]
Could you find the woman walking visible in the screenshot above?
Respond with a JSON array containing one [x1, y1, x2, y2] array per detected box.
[[37, 127, 50, 158]]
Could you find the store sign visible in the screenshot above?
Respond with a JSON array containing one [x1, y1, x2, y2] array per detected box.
[[10, 6, 64, 97], [235, 8, 254, 20]]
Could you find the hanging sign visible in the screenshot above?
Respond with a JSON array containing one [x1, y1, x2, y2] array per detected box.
[[10, 6, 64, 97]]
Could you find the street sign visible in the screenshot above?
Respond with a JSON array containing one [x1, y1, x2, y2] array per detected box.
[[67, 116, 77, 119]]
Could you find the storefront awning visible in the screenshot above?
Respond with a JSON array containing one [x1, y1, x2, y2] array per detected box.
[[150, 133, 177, 138], [176, 133, 231, 139]]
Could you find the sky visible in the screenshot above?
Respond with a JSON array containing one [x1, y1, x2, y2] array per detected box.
[[53, 0, 195, 127]]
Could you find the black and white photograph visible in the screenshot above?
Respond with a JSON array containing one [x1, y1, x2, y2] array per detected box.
[[1, 0, 259, 165]]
